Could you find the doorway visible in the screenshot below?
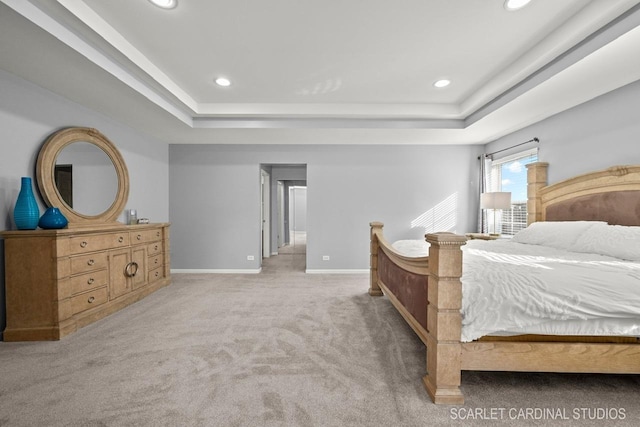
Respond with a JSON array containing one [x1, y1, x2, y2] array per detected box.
[[260, 164, 307, 271]]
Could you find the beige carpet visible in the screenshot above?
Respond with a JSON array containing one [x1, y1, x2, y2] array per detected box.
[[1, 253, 639, 426]]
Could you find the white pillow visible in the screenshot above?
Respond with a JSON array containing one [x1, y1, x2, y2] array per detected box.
[[511, 221, 605, 250], [570, 223, 640, 261]]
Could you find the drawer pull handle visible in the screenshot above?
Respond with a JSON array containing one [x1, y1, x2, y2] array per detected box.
[[137, 234, 142, 240], [80, 241, 88, 248], [87, 259, 95, 266], [125, 261, 139, 278], [87, 278, 95, 285], [88, 296, 95, 303], [118, 236, 124, 243], [154, 245, 159, 251]]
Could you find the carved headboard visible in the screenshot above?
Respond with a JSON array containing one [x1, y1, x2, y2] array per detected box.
[[527, 163, 640, 226]]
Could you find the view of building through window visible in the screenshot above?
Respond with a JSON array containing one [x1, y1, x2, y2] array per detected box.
[[487, 149, 538, 235]]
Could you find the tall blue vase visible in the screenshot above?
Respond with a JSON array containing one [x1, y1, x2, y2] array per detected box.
[[13, 177, 40, 230]]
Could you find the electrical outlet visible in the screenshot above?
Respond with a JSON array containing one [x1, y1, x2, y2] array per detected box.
[[247, 255, 255, 261], [322, 255, 330, 261]]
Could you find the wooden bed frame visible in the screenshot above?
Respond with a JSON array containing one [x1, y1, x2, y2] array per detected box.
[[369, 162, 640, 404]]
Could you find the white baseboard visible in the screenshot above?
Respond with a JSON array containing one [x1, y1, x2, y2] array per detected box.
[[171, 268, 367, 275], [305, 269, 369, 274], [171, 268, 262, 274]]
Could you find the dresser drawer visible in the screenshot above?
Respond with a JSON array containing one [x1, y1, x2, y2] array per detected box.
[[149, 266, 164, 283], [148, 253, 164, 270], [130, 228, 163, 246], [147, 241, 163, 256], [71, 286, 108, 315], [70, 252, 108, 274], [69, 233, 130, 255], [70, 269, 108, 295]]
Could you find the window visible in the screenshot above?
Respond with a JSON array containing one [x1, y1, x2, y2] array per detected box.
[[486, 148, 538, 235]]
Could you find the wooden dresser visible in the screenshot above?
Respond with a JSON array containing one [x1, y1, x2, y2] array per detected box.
[[1, 223, 170, 341]]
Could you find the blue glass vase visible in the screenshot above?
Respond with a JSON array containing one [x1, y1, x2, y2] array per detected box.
[[38, 207, 68, 229], [13, 177, 40, 230]]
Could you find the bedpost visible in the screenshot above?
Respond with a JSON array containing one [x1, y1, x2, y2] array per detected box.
[[423, 232, 467, 405], [369, 222, 384, 296], [526, 162, 549, 225]]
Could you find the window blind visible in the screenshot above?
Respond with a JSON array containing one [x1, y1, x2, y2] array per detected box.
[[486, 148, 538, 235]]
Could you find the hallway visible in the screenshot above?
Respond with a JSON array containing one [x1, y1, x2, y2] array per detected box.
[[262, 231, 306, 274]]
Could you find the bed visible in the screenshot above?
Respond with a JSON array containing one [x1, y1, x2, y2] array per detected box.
[[369, 162, 640, 404]]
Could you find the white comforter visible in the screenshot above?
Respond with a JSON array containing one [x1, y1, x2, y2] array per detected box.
[[461, 239, 640, 342]]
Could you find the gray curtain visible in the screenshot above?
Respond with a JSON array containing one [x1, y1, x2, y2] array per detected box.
[[477, 155, 491, 233]]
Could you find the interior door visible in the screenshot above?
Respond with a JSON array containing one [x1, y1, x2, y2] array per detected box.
[[277, 181, 284, 248], [261, 170, 270, 258]]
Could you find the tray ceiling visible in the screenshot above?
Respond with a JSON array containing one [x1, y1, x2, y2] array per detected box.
[[2, 0, 640, 144]]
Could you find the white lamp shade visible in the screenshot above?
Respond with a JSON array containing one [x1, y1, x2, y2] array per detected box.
[[480, 192, 512, 210]]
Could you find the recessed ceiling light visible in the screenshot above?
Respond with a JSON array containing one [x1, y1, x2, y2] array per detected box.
[[433, 79, 451, 88], [504, 0, 531, 11], [215, 77, 231, 87], [148, 0, 177, 9]]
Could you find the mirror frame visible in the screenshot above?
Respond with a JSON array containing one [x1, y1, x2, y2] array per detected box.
[[36, 127, 129, 225]]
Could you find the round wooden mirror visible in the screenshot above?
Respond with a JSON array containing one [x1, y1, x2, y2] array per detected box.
[[36, 127, 129, 225]]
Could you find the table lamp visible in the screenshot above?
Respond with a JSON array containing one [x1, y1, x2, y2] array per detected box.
[[480, 192, 512, 236]]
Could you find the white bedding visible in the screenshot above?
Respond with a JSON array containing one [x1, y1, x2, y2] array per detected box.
[[462, 239, 640, 341], [392, 239, 430, 257], [390, 236, 640, 342]]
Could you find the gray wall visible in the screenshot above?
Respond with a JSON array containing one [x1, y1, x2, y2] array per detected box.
[[485, 79, 640, 183], [169, 79, 640, 274], [169, 144, 479, 272], [0, 70, 170, 339]]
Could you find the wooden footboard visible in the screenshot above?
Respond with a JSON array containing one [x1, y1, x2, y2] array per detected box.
[[369, 222, 430, 343], [369, 222, 468, 404]]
